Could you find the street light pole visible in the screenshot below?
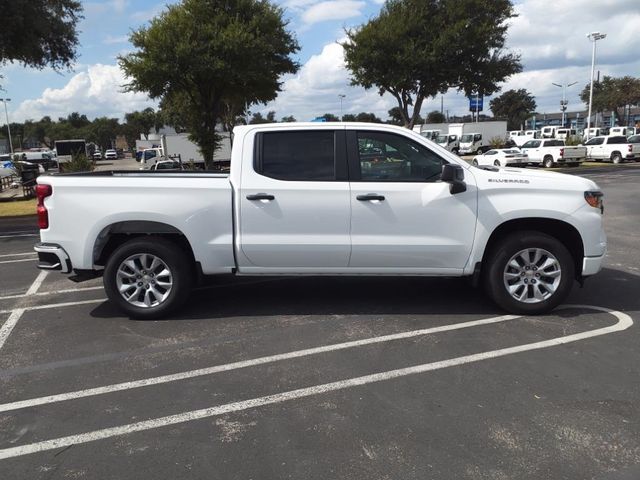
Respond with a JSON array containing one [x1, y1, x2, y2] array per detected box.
[[552, 81, 577, 127], [0, 98, 13, 155], [338, 94, 346, 121], [586, 32, 606, 140]]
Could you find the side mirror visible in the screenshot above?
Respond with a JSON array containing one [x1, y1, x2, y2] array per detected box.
[[441, 164, 467, 194]]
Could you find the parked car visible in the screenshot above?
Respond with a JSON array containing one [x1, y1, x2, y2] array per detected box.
[[519, 139, 586, 168], [583, 135, 640, 163], [471, 148, 529, 167], [104, 149, 118, 160], [92, 151, 103, 160], [150, 160, 184, 171], [35, 122, 605, 319]]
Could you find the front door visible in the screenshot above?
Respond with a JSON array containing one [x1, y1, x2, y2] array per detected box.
[[347, 129, 478, 272]]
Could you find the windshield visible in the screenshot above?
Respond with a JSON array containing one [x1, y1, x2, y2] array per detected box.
[[436, 135, 448, 143], [460, 134, 473, 142]]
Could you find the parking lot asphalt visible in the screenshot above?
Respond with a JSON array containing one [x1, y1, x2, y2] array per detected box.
[[0, 165, 639, 479]]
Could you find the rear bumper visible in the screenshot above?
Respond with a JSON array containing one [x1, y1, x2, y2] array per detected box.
[[582, 255, 604, 277], [34, 243, 72, 273]]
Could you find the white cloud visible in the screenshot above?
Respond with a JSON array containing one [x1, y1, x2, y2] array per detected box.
[[103, 34, 129, 45], [301, 1, 366, 26], [12, 64, 156, 122]]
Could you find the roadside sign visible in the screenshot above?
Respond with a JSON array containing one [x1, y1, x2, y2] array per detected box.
[[469, 95, 483, 112]]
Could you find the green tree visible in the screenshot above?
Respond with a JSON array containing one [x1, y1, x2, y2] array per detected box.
[[342, 114, 357, 122], [0, 0, 82, 71], [425, 110, 446, 123], [579, 76, 640, 124], [119, 0, 299, 169], [87, 117, 120, 150], [280, 115, 296, 123], [320, 113, 340, 122], [249, 111, 277, 124], [489, 89, 536, 130], [343, 0, 521, 129], [355, 112, 382, 123]]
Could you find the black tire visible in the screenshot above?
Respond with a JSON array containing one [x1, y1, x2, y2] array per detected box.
[[472, 159, 478, 166], [543, 155, 554, 168], [103, 236, 194, 319], [611, 153, 622, 164], [494, 159, 501, 167], [452, 148, 459, 155], [483, 231, 575, 315]]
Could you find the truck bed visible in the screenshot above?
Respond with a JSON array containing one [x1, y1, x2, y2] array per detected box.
[[39, 171, 235, 274]]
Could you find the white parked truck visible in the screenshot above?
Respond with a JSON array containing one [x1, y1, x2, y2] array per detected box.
[[455, 121, 508, 155], [519, 139, 587, 168], [435, 133, 459, 154], [583, 135, 640, 163], [34, 122, 606, 318]]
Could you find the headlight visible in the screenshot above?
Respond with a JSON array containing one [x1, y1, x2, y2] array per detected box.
[[584, 191, 604, 213]]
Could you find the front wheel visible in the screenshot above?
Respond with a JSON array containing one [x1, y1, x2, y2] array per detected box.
[[104, 237, 194, 319], [483, 231, 574, 315], [494, 160, 501, 167]]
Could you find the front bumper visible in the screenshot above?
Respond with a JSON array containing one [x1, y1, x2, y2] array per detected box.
[[582, 254, 604, 277], [34, 243, 72, 273]]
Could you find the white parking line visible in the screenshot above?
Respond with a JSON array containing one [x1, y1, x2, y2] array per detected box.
[[0, 309, 25, 351], [0, 313, 518, 413], [0, 258, 36, 265], [25, 271, 48, 296], [0, 285, 104, 302], [0, 298, 105, 315], [0, 234, 38, 239], [0, 305, 632, 460], [0, 252, 37, 258]]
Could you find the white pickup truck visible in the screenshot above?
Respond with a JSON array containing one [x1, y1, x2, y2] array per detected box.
[[519, 139, 587, 168], [34, 123, 606, 319], [583, 135, 640, 163]]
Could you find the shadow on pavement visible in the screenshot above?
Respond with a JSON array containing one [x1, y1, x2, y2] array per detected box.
[[89, 267, 640, 321]]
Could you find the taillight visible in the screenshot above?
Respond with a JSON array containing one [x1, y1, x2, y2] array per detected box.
[[629, 145, 633, 153], [559, 148, 564, 158], [36, 184, 52, 229]]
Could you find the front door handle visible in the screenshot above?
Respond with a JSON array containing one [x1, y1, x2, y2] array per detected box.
[[357, 193, 385, 201], [246, 193, 275, 201]]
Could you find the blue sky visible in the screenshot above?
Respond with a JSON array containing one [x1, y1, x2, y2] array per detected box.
[[2, 0, 639, 124]]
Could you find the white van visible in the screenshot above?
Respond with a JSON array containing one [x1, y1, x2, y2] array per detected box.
[[609, 126, 638, 137], [556, 128, 577, 140], [541, 126, 559, 138]]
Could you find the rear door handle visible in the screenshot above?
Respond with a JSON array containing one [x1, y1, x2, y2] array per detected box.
[[246, 193, 275, 201], [357, 193, 385, 201]]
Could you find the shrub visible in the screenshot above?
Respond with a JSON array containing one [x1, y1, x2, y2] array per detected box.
[[61, 153, 95, 173]]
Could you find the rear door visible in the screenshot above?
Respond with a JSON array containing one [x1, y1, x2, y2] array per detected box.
[[238, 128, 351, 269], [347, 129, 477, 272]]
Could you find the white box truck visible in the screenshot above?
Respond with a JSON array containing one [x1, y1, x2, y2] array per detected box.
[[453, 121, 507, 155]]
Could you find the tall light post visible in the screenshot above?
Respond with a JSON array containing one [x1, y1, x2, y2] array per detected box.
[[338, 94, 346, 121], [586, 32, 606, 140], [0, 98, 13, 155], [552, 81, 577, 127]]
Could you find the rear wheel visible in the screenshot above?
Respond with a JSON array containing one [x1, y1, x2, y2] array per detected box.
[[543, 155, 554, 168], [483, 231, 574, 315], [104, 237, 194, 319], [611, 153, 623, 164]]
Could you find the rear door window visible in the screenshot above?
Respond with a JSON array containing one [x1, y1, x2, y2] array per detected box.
[[257, 131, 336, 181]]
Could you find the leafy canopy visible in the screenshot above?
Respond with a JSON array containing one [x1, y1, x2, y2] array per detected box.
[[343, 0, 521, 129], [489, 89, 537, 130], [579, 76, 640, 124], [119, 0, 299, 168], [0, 0, 82, 70]]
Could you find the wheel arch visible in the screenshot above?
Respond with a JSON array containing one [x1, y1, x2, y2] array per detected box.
[[482, 218, 584, 279], [93, 221, 198, 270]]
